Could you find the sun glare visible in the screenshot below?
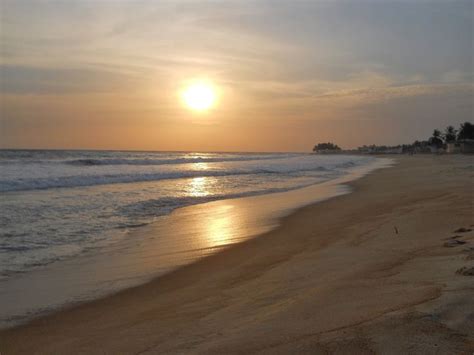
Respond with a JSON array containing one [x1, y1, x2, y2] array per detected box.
[[182, 82, 216, 111]]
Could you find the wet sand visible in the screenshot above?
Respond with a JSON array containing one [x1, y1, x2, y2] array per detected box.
[[1, 155, 473, 354]]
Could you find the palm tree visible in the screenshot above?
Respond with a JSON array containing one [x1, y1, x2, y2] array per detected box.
[[429, 129, 443, 148], [457, 122, 474, 140], [444, 126, 457, 143]]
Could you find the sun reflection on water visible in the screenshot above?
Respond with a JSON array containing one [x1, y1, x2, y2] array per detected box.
[[188, 177, 210, 197], [193, 162, 209, 170], [185, 173, 240, 251], [204, 205, 236, 247]]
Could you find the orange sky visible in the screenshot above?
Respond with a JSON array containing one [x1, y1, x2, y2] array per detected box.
[[1, 1, 472, 151]]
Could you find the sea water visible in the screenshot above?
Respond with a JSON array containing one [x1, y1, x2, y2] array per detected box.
[[0, 150, 374, 281]]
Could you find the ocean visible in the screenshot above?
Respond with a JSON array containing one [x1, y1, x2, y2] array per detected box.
[[0, 150, 374, 281]]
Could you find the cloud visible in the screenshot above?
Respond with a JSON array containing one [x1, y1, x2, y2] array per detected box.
[[0, 65, 144, 94], [1, 0, 472, 150]]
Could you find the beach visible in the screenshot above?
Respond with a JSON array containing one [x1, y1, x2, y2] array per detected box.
[[1, 154, 473, 354]]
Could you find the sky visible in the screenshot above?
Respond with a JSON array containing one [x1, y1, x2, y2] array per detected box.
[[1, 0, 473, 152]]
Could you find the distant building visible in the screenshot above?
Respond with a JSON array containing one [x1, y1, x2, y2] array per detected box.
[[357, 145, 402, 154], [445, 140, 473, 153], [384, 147, 403, 154], [429, 146, 445, 154], [460, 139, 474, 153], [446, 142, 461, 154]]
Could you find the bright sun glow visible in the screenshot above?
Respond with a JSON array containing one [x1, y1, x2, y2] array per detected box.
[[182, 82, 216, 111]]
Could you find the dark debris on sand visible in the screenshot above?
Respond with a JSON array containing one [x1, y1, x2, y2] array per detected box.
[[454, 227, 472, 233], [455, 266, 474, 276], [445, 235, 463, 240], [443, 240, 467, 247]]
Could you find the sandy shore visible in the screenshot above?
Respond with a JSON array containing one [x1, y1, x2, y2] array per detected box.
[[1, 155, 473, 354]]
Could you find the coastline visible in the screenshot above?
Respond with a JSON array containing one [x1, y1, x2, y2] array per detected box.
[[1, 155, 473, 353], [0, 156, 387, 329]]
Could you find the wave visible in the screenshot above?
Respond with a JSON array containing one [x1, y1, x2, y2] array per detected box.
[[0, 161, 361, 193], [64, 155, 297, 166], [0, 169, 292, 192], [118, 184, 317, 220]]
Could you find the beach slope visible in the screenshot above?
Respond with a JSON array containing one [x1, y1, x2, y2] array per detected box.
[[1, 155, 473, 354]]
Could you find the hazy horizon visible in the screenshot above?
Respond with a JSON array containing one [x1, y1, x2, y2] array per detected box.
[[1, 0, 473, 152]]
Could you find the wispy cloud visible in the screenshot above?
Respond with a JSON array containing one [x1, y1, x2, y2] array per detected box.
[[1, 0, 472, 150]]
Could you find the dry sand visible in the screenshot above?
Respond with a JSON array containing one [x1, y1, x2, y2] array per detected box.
[[1, 155, 473, 354]]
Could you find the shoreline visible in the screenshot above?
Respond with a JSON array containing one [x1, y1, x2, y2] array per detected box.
[[0, 156, 388, 329], [1, 155, 473, 353]]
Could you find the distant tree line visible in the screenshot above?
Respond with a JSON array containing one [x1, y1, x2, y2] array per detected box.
[[428, 122, 473, 148], [312, 142, 341, 152], [312, 121, 473, 153]]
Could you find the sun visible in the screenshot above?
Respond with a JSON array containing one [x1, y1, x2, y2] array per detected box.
[[182, 82, 216, 111]]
